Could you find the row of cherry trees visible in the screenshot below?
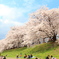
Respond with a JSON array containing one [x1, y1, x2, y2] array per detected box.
[[0, 7, 59, 52]]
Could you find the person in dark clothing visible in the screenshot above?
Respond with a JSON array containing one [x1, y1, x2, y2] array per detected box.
[[46, 55, 50, 59], [3, 56, 6, 59], [16, 55, 19, 59], [27, 55, 31, 59], [24, 54, 27, 58], [30, 54, 33, 58], [46, 57, 49, 59], [35, 57, 38, 59]]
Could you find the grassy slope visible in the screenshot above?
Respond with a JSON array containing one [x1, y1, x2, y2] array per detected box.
[[1, 42, 59, 59]]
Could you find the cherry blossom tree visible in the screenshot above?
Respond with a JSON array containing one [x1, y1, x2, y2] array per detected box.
[[29, 7, 59, 42]]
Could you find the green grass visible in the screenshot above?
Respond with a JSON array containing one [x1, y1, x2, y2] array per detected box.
[[1, 42, 59, 59]]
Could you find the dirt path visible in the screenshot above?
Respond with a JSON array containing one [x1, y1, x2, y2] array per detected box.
[[7, 58, 16, 59], [7, 57, 21, 59]]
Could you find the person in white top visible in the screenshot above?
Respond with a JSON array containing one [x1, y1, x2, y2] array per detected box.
[[50, 55, 56, 59]]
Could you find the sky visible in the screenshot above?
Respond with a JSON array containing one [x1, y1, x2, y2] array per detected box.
[[0, 0, 59, 40]]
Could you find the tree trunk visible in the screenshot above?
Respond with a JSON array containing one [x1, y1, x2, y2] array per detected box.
[[52, 34, 56, 42], [43, 39, 45, 43]]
